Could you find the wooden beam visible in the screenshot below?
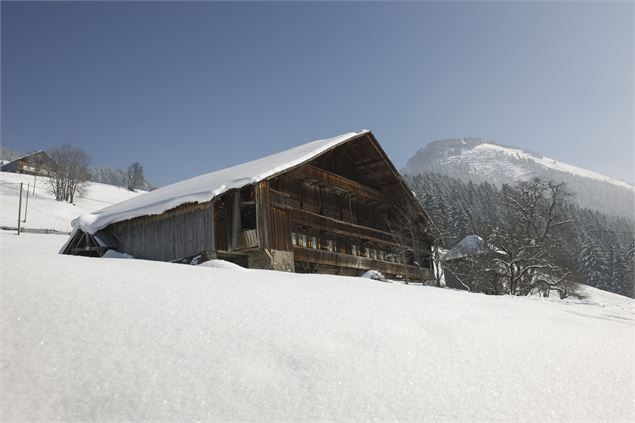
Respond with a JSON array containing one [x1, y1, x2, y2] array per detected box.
[[231, 191, 241, 250], [71, 246, 108, 253], [255, 180, 271, 249], [210, 202, 216, 251]]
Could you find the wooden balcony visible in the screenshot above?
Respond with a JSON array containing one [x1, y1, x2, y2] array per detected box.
[[294, 247, 433, 280], [287, 206, 399, 246]]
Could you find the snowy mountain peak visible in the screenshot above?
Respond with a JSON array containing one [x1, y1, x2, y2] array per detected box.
[[403, 138, 634, 217]]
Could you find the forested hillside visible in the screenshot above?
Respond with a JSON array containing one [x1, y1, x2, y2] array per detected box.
[[408, 173, 635, 297], [90, 166, 156, 191]]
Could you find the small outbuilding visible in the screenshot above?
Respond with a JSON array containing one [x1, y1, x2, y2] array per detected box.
[[62, 130, 434, 281]]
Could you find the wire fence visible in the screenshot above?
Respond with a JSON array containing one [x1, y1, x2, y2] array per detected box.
[[1, 175, 128, 236], [0, 226, 70, 235], [0, 180, 66, 235]]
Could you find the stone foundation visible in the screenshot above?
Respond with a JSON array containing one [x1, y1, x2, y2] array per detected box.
[[247, 249, 295, 272]]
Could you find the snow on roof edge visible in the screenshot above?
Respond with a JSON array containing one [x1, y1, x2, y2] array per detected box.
[[2, 150, 49, 166], [72, 130, 370, 235]]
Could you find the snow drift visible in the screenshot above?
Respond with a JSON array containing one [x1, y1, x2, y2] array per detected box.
[[1, 232, 633, 421]]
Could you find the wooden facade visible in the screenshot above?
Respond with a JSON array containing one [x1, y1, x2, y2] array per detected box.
[[63, 132, 434, 281]]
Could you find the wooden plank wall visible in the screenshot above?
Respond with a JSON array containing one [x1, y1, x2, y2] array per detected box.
[[269, 205, 291, 251], [255, 181, 271, 249], [269, 170, 381, 230], [214, 201, 228, 251], [109, 201, 215, 261]]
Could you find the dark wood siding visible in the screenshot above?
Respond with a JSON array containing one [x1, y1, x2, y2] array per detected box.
[[109, 201, 215, 261], [269, 205, 291, 251], [255, 181, 271, 249]]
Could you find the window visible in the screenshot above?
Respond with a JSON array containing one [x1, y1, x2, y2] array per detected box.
[[291, 232, 297, 246], [299, 234, 308, 248], [327, 239, 336, 252], [351, 244, 358, 256], [364, 247, 370, 258], [310, 236, 319, 249]]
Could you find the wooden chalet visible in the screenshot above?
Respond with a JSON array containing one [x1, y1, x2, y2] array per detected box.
[[62, 131, 434, 281], [1, 151, 55, 176]]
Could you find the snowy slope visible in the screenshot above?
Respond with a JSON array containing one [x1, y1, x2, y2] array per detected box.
[[403, 138, 635, 217], [1, 232, 633, 421], [470, 143, 634, 191], [0, 171, 143, 232]]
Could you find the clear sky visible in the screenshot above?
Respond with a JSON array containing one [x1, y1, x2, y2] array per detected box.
[[2, 1, 633, 186]]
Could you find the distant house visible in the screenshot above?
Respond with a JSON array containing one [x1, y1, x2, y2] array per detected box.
[[1, 151, 55, 176], [442, 235, 491, 290], [62, 130, 434, 281]]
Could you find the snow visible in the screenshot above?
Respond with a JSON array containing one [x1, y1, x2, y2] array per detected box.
[[101, 249, 134, 259], [360, 269, 387, 281], [197, 259, 246, 270], [0, 171, 143, 232], [1, 231, 633, 421], [73, 130, 369, 235], [473, 143, 635, 191]]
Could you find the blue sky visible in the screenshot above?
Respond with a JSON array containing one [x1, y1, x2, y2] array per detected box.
[[2, 1, 633, 186]]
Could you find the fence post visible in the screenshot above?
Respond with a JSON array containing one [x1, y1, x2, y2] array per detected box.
[[23, 183, 30, 223], [17, 183, 23, 235]]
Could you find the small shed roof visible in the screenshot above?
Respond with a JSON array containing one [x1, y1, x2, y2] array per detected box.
[[73, 130, 370, 234], [443, 235, 490, 261]]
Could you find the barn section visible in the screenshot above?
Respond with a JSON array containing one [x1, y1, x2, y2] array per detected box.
[[62, 130, 434, 281]]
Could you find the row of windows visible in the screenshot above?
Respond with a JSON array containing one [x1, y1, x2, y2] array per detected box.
[[291, 231, 404, 263]]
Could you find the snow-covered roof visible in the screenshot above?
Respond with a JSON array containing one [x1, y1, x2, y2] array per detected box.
[[2, 150, 51, 165], [73, 130, 370, 234], [443, 235, 490, 261]]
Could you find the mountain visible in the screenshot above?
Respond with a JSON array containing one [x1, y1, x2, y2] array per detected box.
[[402, 138, 634, 218]]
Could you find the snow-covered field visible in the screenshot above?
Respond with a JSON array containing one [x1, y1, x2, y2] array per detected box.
[[0, 171, 142, 232], [1, 232, 633, 421]]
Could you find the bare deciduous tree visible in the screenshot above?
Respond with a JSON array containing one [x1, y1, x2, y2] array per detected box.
[[474, 178, 578, 296], [48, 145, 90, 203], [27, 151, 51, 195]]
